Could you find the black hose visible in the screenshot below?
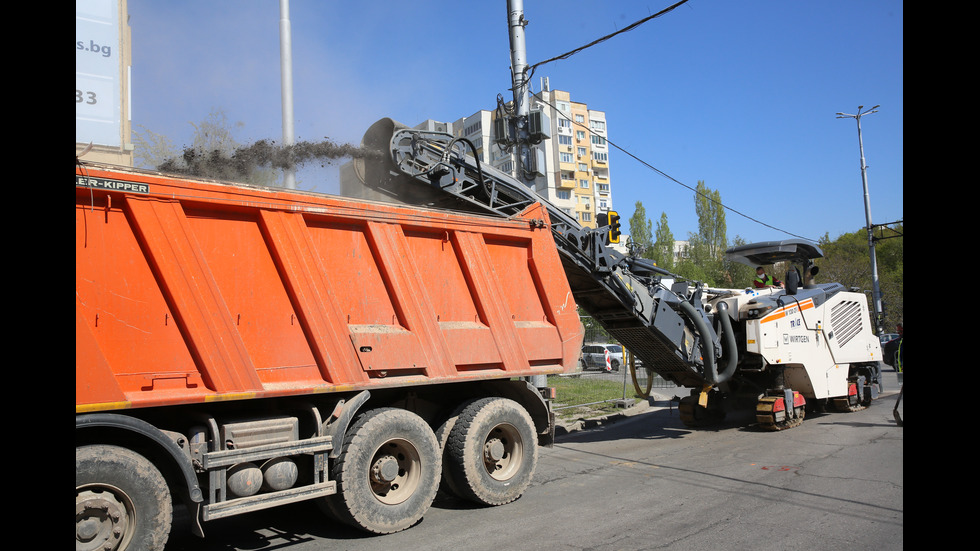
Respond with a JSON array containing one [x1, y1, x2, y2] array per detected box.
[[679, 300, 717, 384], [713, 301, 738, 384]]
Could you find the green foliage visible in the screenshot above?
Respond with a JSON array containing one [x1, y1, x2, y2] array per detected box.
[[693, 180, 727, 261], [628, 179, 901, 330], [723, 235, 756, 289], [817, 224, 903, 330], [673, 181, 731, 286], [579, 308, 611, 342], [628, 201, 654, 259], [652, 211, 675, 271], [548, 375, 638, 420]]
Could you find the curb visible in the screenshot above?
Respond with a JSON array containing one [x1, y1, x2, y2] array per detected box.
[[554, 392, 680, 437]]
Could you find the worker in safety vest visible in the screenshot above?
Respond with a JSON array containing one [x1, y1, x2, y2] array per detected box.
[[895, 323, 903, 373], [753, 266, 783, 289]]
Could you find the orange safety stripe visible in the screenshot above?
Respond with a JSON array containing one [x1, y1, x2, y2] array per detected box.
[[760, 298, 814, 324]]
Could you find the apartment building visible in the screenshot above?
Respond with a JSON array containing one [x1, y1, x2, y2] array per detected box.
[[530, 86, 612, 228], [340, 84, 613, 229], [450, 84, 614, 228]]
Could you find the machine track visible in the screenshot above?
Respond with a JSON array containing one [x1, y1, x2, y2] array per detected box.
[[677, 392, 726, 428], [831, 381, 871, 413], [755, 392, 806, 431]]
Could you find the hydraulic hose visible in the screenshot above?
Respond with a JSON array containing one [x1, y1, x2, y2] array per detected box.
[[678, 300, 717, 384], [713, 301, 738, 385]]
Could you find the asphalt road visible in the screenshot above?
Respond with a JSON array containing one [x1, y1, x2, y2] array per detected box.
[[166, 372, 903, 551]]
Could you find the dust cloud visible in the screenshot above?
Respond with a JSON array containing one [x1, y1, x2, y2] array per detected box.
[[157, 138, 383, 182]]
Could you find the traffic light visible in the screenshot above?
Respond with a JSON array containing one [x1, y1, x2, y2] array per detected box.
[[608, 211, 621, 244]]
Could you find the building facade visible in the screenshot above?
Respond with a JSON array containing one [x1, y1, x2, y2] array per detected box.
[[340, 84, 613, 229], [445, 84, 614, 229], [529, 85, 612, 228], [76, 0, 134, 166]]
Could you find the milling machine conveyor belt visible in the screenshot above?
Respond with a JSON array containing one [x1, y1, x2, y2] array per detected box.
[[351, 118, 726, 391]]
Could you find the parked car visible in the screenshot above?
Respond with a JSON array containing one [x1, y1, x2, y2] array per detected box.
[[581, 343, 625, 371], [880, 333, 901, 368]]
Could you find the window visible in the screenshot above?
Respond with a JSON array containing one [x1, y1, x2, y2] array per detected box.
[[591, 135, 606, 147], [556, 190, 571, 200], [574, 114, 585, 123], [560, 152, 574, 163], [597, 183, 610, 192], [580, 196, 590, 205], [579, 179, 589, 188], [577, 147, 587, 157], [590, 120, 606, 132], [576, 130, 586, 140], [558, 118, 571, 130], [559, 135, 572, 146], [578, 163, 588, 172], [593, 151, 608, 163], [464, 122, 482, 136], [580, 212, 592, 222]]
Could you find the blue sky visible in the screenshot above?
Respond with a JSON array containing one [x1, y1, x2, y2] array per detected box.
[[126, 0, 903, 245]]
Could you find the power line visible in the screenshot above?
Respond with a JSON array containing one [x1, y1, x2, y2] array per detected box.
[[608, 136, 816, 242], [535, 96, 817, 242], [526, 0, 691, 81], [520, 1, 816, 242]]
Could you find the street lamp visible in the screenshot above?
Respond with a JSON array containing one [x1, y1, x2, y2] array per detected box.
[[836, 105, 882, 334]]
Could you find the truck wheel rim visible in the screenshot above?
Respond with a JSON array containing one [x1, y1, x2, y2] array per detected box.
[[76, 486, 134, 551], [369, 439, 422, 505], [483, 423, 524, 481]]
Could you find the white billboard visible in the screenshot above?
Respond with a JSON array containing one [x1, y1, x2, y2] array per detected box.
[[76, 0, 122, 147]]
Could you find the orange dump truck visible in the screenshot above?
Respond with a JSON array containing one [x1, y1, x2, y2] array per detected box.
[[76, 162, 584, 548]]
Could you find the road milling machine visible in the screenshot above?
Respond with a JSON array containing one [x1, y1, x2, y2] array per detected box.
[[351, 118, 884, 430]]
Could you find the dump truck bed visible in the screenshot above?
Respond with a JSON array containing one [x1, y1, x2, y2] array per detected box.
[[76, 163, 583, 412]]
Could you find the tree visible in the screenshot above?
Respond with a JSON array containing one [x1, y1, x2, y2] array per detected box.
[[132, 124, 177, 170], [676, 181, 728, 286], [628, 201, 654, 260], [817, 224, 903, 331], [721, 235, 756, 288], [694, 180, 727, 261], [652, 212, 675, 271], [133, 108, 279, 187]]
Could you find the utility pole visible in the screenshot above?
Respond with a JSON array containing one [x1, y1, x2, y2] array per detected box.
[[279, 0, 296, 189], [506, 0, 533, 187], [506, 0, 547, 390], [836, 105, 882, 334]]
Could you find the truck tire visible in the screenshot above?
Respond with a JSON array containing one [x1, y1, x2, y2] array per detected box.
[[434, 399, 479, 499], [76, 445, 173, 551], [444, 397, 538, 506], [326, 408, 440, 534]]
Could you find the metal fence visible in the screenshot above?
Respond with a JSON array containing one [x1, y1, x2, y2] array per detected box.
[[549, 317, 681, 420]]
